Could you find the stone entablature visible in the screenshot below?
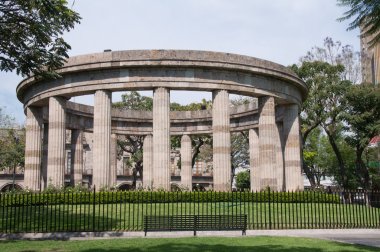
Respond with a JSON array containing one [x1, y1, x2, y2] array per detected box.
[[17, 50, 307, 192], [17, 50, 307, 108]]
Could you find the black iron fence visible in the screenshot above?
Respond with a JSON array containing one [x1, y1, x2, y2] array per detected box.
[[0, 189, 379, 233]]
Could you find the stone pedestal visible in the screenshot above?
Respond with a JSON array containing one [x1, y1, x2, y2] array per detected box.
[[110, 133, 117, 187], [143, 134, 153, 188], [93, 90, 111, 190], [249, 128, 259, 191], [152, 87, 170, 190], [283, 104, 303, 191], [71, 129, 83, 187], [212, 90, 231, 191], [47, 97, 66, 188], [181, 134, 192, 190], [24, 106, 43, 191], [258, 96, 278, 190]]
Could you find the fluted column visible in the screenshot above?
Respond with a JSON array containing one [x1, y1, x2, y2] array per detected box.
[[249, 128, 259, 191], [152, 87, 170, 190], [143, 134, 153, 188], [212, 90, 231, 191], [70, 129, 83, 186], [283, 104, 304, 191], [93, 90, 111, 190], [47, 97, 66, 188], [110, 133, 117, 187], [181, 134, 192, 190], [275, 123, 285, 191], [41, 123, 48, 189], [24, 106, 43, 191], [258, 96, 278, 190]]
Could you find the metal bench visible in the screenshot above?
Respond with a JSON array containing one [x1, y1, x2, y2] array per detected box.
[[144, 215, 247, 236]]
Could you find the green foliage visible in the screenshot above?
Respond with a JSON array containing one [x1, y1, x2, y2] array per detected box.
[[338, 0, 380, 47], [113, 91, 153, 110], [0, 128, 25, 172], [231, 132, 249, 172], [342, 84, 380, 189], [0, 107, 15, 128], [291, 59, 351, 188], [343, 84, 380, 150], [0, 191, 341, 207], [170, 98, 211, 111], [0, 0, 81, 78], [236, 171, 250, 190]]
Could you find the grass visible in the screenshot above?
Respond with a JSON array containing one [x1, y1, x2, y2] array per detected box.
[[1, 202, 379, 232], [0, 236, 379, 252]]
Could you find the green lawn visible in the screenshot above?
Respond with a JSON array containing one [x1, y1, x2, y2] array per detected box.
[[0, 236, 379, 252], [1, 202, 379, 232]]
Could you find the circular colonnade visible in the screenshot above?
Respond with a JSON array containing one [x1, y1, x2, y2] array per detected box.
[[17, 50, 307, 192]]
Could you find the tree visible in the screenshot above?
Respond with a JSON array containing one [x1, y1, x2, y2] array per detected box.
[[113, 91, 153, 111], [0, 0, 81, 78], [300, 37, 361, 83], [338, 0, 380, 47], [303, 128, 332, 187], [291, 61, 350, 188], [0, 107, 14, 128], [342, 84, 380, 189], [231, 132, 249, 180], [235, 171, 250, 191], [0, 128, 25, 174], [113, 92, 152, 187]]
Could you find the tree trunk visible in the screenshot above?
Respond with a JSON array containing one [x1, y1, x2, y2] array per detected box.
[[356, 147, 370, 190], [324, 128, 348, 189], [191, 137, 204, 167], [302, 162, 316, 188]]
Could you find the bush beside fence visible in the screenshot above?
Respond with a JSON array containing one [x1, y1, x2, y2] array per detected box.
[[0, 190, 343, 207], [0, 190, 379, 233]]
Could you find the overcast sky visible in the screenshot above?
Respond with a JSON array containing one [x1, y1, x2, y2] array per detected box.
[[0, 0, 359, 124]]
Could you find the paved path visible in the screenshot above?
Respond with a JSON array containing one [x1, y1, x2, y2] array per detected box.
[[1, 229, 380, 248], [245, 229, 380, 248]]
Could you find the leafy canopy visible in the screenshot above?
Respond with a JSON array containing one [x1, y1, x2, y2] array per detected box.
[[0, 0, 81, 78], [338, 0, 380, 47]]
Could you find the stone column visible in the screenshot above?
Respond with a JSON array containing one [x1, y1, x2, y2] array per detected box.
[[249, 128, 260, 191], [212, 90, 231, 191], [47, 96, 66, 188], [152, 87, 170, 190], [93, 90, 111, 190], [24, 106, 43, 191], [109, 133, 117, 187], [70, 129, 83, 187], [41, 123, 48, 189], [283, 104, 304, 191], [275, 123, 285, 191], [258, 96, 278, 190], [181, 134, 192, 190], [143, 134, 153, 188]]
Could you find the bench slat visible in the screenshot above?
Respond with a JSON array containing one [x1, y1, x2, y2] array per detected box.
[[144, 215, 247, 236]]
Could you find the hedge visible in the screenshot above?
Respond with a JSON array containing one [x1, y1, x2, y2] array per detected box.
[[0, 191, 341, 207]]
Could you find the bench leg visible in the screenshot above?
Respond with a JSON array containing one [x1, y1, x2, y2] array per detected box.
[[242, 230, 246, 236]]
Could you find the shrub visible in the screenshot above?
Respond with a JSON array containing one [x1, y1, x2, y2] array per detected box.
[[0, 190, 341, 207]]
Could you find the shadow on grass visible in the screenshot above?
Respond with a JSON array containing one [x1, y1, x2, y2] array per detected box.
[[1, 237, 379, 252], [65, 242, 380, 252], [0, 204, 123, 235]]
